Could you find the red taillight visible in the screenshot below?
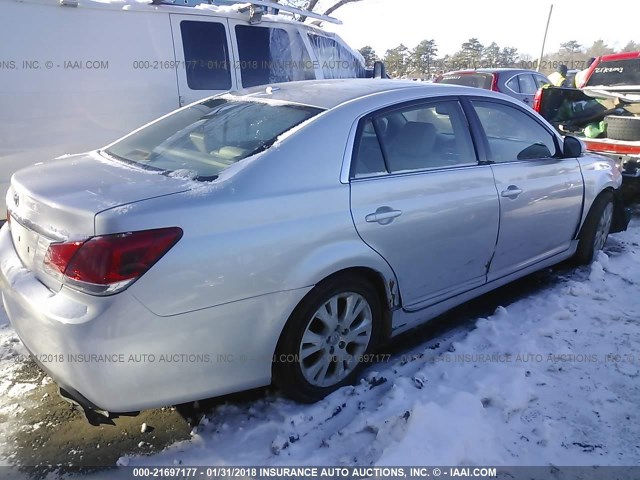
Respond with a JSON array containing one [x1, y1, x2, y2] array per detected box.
[[533, 88, 543, 113], [44, 227, 182, 295], [490, 73, 499, 92], [45, 241, 84, 274]]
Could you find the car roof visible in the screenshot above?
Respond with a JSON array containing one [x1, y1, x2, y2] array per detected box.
[[230, 79, 491, 110], [598, 51, 640, 63]]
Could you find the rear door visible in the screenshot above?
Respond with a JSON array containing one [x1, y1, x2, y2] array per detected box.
[[170, 15, 236, 106], [503, 73, 537, 106], [349, 99, 500, 312], [517, 74, 540, 106], [468, 99, 583, 280]]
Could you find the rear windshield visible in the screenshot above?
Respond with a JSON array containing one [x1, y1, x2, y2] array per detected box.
[[105, 98, 322, 180], [438, 73, 494, 89], [586, 58, 640, 87]]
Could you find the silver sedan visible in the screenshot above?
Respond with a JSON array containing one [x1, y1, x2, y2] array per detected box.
[[0, 80, 629, 413]]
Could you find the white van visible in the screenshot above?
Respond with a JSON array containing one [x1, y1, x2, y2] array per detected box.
[[0, 0, 366, 199]]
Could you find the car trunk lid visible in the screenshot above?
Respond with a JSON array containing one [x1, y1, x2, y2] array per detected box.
[[7, 151, 190, 290]]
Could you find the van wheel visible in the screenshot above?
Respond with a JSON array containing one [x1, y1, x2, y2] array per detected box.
[[273, 274, 381, 403], [574, 191, 614, 265]]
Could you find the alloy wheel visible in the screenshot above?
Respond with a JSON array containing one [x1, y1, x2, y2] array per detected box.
[[298, 292, 373, 388]]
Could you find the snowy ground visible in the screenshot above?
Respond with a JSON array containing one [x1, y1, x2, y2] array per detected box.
[[0, 211, 639, 472]]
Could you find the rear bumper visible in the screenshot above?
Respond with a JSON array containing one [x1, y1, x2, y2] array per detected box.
[[0, 224, 310, 412]]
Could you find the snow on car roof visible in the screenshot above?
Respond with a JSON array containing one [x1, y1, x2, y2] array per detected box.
[[230, 79, 481, 110]]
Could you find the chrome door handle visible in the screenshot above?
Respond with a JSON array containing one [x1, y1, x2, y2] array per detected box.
[[501, 186, 523, 199], [365, 208, 402, 225]]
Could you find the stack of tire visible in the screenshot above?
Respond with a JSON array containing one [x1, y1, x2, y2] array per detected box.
[[605, 115, 640, 141]]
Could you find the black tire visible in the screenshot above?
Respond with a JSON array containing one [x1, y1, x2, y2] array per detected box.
[[574, 191, 615, 265], [605, 115, 640, 141], [273, 273, 382, 403]]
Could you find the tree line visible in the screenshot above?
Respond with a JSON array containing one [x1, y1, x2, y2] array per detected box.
[[359, 39, 640, 79]]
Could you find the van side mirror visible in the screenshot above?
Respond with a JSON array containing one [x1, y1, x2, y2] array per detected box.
[[563, 136, 583, 158], [373, 61, 386, 79]]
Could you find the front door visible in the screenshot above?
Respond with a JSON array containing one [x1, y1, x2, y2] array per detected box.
[[469, 99, 584, 280]]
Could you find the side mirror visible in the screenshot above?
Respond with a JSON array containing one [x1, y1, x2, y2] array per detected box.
[[563, 135, 583, 158], [373, 61, 386, 79]]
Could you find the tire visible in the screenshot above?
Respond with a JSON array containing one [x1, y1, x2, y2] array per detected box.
[[605, 115, 640, 141], [574, 191, 614, 265], [273, 274, 382, 403]]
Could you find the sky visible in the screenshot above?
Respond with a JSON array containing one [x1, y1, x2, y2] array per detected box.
[[323, 0, 640, 58]]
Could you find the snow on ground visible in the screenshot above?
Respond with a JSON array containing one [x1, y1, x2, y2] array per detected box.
[[0, 216, 639, 471], [0, 309, 39, 465]]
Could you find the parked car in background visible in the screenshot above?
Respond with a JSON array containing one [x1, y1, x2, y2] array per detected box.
[[0, 79, 629, 415], [435, 68, 550, 107], [534, 52, 640, 197], [0, 0, 365, 205]]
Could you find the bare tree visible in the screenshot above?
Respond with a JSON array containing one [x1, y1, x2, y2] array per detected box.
[[323, 0, 364, 16]]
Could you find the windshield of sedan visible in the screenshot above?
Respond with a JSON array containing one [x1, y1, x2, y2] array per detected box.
[[105, 98, 323, 180]]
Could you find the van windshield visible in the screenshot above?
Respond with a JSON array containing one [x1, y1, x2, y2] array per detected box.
[[105, 98, 323, 180]]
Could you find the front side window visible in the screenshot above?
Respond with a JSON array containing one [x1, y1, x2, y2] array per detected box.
[[106, 99, 322, 180], [181, 21, 232, 91], [472, 100, 559, 163], [534, 74, 549, 88], [307, 33, 366, 79], [235, 26, 315, 88], [352, 100, 476, 177]]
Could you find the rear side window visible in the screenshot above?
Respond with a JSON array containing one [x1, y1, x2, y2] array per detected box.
[[181, 21, 232, 91], [518, 74, 538, 94], [506, 76, 520, 93], [307, 34, 366, 79], [352, 100, 476, 177], [472, 101, 558, 163], [438, 73, 493, 90], [586, 57, 640, 86], [235, 26, 315, 88], [352, 120, 387, 178]]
